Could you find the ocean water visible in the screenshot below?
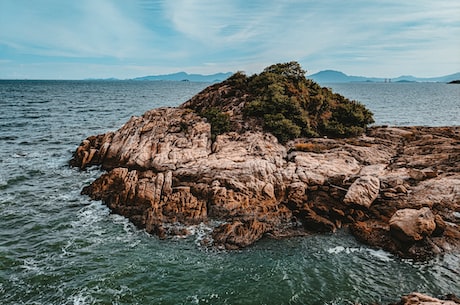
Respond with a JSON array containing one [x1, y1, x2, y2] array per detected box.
[[0, 80, 459, 305], [326, 82, 460, 126]]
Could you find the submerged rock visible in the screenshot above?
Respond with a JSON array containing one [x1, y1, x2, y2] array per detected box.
[[70, 63, 460, 259]]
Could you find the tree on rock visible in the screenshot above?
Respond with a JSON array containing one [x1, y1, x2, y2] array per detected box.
[[182, 61, 374, 143]]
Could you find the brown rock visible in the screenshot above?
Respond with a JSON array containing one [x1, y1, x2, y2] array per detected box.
[[395, 184, 408, 194], [389, 207, 436, 242], [70, 102, 460, 258], [409, 169, 427, 181], [212, 219, 268, 250], [298, 205, 336, 233], [432, 214, 447, 237], [395, 292, 460, 305], [343, 175, 380, 208]]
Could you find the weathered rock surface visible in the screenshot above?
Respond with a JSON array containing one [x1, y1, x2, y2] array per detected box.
[[389, 207, 436, 242], [391, 292, 460, 305], [344, 175, 380, 208], [69, 63, 460, 258], [70, 99, 460, 259]]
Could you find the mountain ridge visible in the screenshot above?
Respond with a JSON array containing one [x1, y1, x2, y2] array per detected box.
[[307, 70, 460, 84], [84, 70, 460, 83], [133, 71, 233, 82]]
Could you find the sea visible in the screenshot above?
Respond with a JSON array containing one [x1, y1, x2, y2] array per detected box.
[[0, 80, 459, 305]]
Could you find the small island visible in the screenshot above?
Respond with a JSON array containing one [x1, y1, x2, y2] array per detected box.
[[71, 62, 459, 260]]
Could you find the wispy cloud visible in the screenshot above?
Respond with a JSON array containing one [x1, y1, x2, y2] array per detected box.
[[163, 1, 271, 46], [0, 0, 459, 79], [0, 0, 154, 58]]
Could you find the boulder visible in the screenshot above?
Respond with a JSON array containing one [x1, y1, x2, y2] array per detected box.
[[389, 207, 436, 242], [343, 175, 380, 208]]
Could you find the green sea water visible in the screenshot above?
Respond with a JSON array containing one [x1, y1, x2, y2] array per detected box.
[[1, 80, 459, 304]]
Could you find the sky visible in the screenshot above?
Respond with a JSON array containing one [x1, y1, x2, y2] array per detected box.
[[1, 0, 459, 79]]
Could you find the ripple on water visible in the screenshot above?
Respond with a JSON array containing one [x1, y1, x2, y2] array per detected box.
[[1, 81, 459, 305]]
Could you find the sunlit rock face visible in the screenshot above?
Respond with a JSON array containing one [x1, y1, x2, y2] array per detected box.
[[71, 107, 460, 258]]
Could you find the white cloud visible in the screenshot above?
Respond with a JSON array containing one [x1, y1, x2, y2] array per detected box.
[[0, 0, 155, 58], [163, 0, 286, 47], [0, 0, 459, 78]]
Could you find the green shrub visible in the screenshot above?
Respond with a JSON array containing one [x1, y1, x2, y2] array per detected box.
[[200, 107, 231, 140], [242, 61, 374, 141], [188, 61, 374, 143], [263, 113, 301, 143], [322, 100, 374, 137]]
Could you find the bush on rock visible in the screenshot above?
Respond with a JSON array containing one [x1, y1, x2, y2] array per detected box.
[[183, 61, 374, 143]]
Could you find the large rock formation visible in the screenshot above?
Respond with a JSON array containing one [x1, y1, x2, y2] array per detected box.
[[70, 63, 460, 259], [70, 112, 460, 258]]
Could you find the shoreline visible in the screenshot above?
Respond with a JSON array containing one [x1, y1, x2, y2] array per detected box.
[[70, 108, 460, 260], [69, 65, 459, 303]]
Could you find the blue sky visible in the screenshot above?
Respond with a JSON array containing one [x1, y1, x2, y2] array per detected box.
[[1, 0, 459, 79]]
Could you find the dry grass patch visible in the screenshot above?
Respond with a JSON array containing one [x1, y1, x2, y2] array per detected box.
[[294, 142, 328, 152]]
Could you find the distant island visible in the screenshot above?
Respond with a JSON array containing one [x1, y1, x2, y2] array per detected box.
[[132, 71, 233, 82], [132, 70, 460, 84], [307, 70, 460, 84], [83, 70, 460, 84]]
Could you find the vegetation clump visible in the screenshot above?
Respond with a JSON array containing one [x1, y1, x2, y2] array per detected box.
[[183, 61, 374, 143], [200, 107, 231, 140]]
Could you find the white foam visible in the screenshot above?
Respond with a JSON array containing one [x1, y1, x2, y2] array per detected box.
[[327, 246, 394, 261], [21, 258, 44, 274], [0, 175, 7, 187], [0, 193, 14, 204], [111, 214, 143, 248], [71, 202, 110, 229], [327, 246, 345, 254], [327, 246, 360, 254], [366, 248, 394, 262], [71, 290, 94, 305], [161, 221, 220, 247]]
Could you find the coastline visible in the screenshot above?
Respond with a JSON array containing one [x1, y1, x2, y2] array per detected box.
[[68, 65, 460, 303], [71, 108, 460, 259], [2, 74, 459, 305]]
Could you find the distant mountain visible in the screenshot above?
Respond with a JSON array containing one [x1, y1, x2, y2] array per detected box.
[[392, 72, 460, 83], [308, 70, 460, 84], [133, 72, 233, 82], [307, 70, 381, 83], [84, 77, 120, 81], [85, 70, 460, 84]]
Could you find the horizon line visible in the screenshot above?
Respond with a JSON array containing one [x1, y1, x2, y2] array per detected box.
[[1, 69, 459, 82]]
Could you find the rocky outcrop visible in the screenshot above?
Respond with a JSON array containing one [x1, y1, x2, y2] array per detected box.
[[69, 63, 459, 258], [71, 101, 460, 258]]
